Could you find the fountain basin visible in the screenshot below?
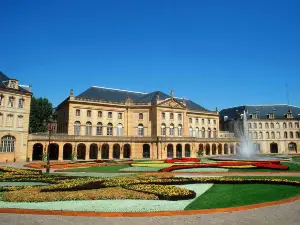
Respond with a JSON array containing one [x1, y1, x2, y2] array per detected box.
[[209, 154, 292, 162]]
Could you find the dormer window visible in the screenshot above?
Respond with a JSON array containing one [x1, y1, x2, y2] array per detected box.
[[267, 113, 275, 119], [8, 79, 18, 89], [8, 96, 14, 107]]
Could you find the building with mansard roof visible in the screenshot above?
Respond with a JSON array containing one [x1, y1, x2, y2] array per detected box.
[[220, 105, 300, 154], [0, 72, 32, 162], [27, 86, 239, 161]]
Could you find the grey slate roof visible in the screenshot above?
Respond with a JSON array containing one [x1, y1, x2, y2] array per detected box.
[[0, 71, 31, 93], [76, 86, 210, 112], [220, 105, 300, 120]]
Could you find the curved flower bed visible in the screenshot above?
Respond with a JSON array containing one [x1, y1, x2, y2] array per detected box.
[[164, 158, 200, 163], [160, 161, 288, 172]]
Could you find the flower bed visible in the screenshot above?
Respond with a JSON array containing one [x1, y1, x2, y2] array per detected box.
[[164, 158, 200, 163], [1, 166, 299, 203], [160, 161, 288, 172]]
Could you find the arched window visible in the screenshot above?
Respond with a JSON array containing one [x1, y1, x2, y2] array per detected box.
[[259, 123, 262, 129], [139, 113, 143, 120], [271, 123, 274, 129], [253, 123, 257, 129], [86, 122, 92, 135], [254, 132, 258, 139], [189, 127, 193, 137], [265, 123, 269, 129], [283, 122, 287, 129], [161, 124, 166, 136], [202, 127, 205, 138], [169, 124, 174, 136], [170, 113, 174, 120], [195, 127, 199, 137], [289, 122, 293, 129], [178, 124, 182, 137], [96, 122, 102, 135], [288, 142, 297, 151], [117, 123, 123, 136], [138, 124, 144, 136], [76, 109, 80, 116], [213, 128, 217, 138], [295, 122, 299, 129], [74, 121, 81, 135], [276, 122, 280, 129], [259, 132, 263, 139], [0, 136, 15, 152], [284, 131, 288, 138], [290, 131, 294, 138], [266, 131, 270, 139], [296, 132, 300, 139], [271, 132, 275, 139], [107, 123, 113, 136], [208, 128, 211, 138], [276, 131, 280, 139]]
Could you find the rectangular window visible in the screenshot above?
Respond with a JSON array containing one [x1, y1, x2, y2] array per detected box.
[[17, 116, 23, 128], [108, 112, 112, 118], [189, 118, 192, 123], [208, 119, 210, 124], [196, 118, 199, 124], [178, 127, 182, 136], [0, 113, 3, 126], [161, 112, 165, 120], [8, 97, 14, 107], [107, 126, 113, 136], [213, 120, 216, 125], [6, 114, 13, 127], [202, 119, 204, 124], [18, 99, 24, 108], [0, 95, 3, 106], [118, 113, 122, 119], [178, 114, 182, 121], [76, 110, 80, 116], [98, 111, 102, 117], [87, 110, 91, 117]]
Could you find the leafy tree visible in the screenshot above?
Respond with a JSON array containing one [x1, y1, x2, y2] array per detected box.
[[29, 97, 53, 133]]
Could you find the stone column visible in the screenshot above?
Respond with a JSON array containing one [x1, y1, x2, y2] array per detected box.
[[85, 143, 90, 160]]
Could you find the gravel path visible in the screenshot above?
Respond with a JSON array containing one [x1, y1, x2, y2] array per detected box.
[[0, 199, 299, 225]]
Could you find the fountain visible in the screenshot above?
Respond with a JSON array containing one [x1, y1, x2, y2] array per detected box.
[[210, 110, 292, 162]]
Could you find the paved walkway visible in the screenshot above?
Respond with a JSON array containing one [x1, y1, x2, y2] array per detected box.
[[0, 199, 299, 225]]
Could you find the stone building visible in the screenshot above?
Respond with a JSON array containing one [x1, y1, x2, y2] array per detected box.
[[28, 86, 238, 161], [0, 72, 32, 162], [219, 105, 300, 154]]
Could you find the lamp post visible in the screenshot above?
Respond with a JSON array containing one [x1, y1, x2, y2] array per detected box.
[[46, 122, 55, 174]]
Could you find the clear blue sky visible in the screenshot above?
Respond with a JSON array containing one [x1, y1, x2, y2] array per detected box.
[[1, 0, 300, 110]]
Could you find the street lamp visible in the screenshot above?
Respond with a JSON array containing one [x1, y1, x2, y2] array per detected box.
[[46, 122, 55, 174]]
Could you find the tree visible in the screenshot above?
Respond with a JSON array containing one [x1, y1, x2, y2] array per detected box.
[[29, 97, 53, 133]]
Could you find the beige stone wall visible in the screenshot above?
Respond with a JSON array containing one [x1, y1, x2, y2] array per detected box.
[[0, 88, 31, 162]]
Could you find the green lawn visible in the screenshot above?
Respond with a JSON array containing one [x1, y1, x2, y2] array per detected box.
[[185, 182, 300, 210], [228, 162, 300, 172], [293, 157, 300, 162], [60, 165, 130, 172]]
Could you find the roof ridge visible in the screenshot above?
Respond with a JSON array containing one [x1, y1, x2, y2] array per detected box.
[[92, 86, 147, 94]]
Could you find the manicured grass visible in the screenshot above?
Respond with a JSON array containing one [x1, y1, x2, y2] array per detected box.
[[227, 176, 300, 182], [60, 165, 130, 172], [228, 162, 300, 172], [185, 183, 300, 210], [293, 157, 300, 162]]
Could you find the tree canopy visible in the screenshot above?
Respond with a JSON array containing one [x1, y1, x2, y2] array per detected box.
[[29, 97, 53, 133]]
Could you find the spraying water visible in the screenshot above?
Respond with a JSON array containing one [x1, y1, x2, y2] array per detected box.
[[238, 110, 257, 158]]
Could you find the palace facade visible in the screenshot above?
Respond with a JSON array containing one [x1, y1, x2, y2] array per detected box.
[[220, 105, 300, 154], [0, 72, 32, 162], [27, 86, 239, 161]]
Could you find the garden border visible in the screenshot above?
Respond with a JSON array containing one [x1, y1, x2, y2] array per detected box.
[[0, 195, 299, 217]]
